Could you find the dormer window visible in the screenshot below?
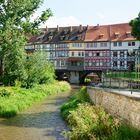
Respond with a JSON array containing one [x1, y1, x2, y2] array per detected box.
[[65, 36, 69, 40], [126, 32, 132, 37], [115, 32, 120, 38], [49, 31, 53, 36], [99, 34, 104, 38], [60, 36, 65, 40], [48, 35, 53, 40], [76, 35, 81, 40]]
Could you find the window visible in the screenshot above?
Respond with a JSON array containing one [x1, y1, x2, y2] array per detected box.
[[87, 43, 90, 48], [113, 42, 117, 46], [120, 51, 124, 57], [96, 61, 100, 66], [100, 42, 107, 47], [85, 52, 88, 57], [77, 62, 82, 66], [132, 42, 135, 46], [115, 32, 120, 38], [82, 52, 84, 56], [92, 60, 96, 66], [120, 61, 124, 67], [126, 32, 131, 37], [128, 42, 131, 46], [61, 60, 65, 66], [104, 42, 107, 47], [113, 51, 117, 57], [100, 62, 103, 66], [100, 43, 104, 47], [89, 52, 92, 57], [89, 61, 92, 66], [57, 61, 60, 66], [93, 43, 97, 47], [78, 52, 81, 56], [72, 52, 74, 56], [85, 62, 88, 66], [118, 42, 122, 46], [128, 42, 135, 46], [100, 52, 103, 56], [96, 52, 100, 57], [71, 61, 77, 66], [113, 61, 117, 67], [90, 43, 93, 48]]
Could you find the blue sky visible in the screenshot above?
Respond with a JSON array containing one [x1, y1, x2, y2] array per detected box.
[[36, 0, 140, 27]]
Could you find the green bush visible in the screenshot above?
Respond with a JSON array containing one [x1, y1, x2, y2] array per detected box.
[[66, 103, 120, 140], [84, 78, 91, 83], [22, 52, 55, 88], [114, 124, 140, 140], [0, 81, 71, 118], [0, 89, 12, 97], [61, 87, 91, 120], [61, 87, 140, 140]]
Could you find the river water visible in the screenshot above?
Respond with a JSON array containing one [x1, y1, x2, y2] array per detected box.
[[0, 86, 79, 140]]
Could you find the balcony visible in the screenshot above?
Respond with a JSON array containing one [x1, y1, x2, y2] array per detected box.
[[67, 65, 84, 71], [55, 66, 67, 70]]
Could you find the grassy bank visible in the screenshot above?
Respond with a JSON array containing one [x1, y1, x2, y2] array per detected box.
[[0, 81, 71, 118], [61, 87, 140, 140], [61, 87, 91, 120], [106, 72, 140, 80]]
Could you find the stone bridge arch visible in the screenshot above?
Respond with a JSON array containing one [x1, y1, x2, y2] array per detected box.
[[55, 71, 70, 81], [79, 71, 102, 84]]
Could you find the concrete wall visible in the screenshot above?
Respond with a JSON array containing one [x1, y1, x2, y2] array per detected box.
[[69, 71, 79, 84], [87, 87, 140, 130]]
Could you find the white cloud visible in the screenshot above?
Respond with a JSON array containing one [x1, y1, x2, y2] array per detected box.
[[42, 16, 83, 27]]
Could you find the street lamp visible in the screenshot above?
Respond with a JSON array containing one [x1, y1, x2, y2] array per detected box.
[[128, 48, 134, 94], [136, 46, 140, 79]]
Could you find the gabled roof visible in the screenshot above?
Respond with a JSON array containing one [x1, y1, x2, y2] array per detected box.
[[110, 23, 135, 41], [84, 25, 110, 42], [28, 25, 87, 44], [84, 23, 136, 42], [28, 23, 136, 44]]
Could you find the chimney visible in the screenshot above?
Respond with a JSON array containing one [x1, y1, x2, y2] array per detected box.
[[70, 26, 73, 32], [57, 25, 59, 32], [46, 26, 48, 32], [79, 24, 83, 32], [86, 25, 90, 30], [94, 24, 99, 30]]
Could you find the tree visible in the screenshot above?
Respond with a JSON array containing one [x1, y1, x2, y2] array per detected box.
[[130, 13, 140, 40], [24, 52, 55, 88], [0, 0, 52, 85], [130, 13, 140, 79]]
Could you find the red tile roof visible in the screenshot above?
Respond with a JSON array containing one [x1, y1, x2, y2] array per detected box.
[[84, 23, 136, 42], [84, 25, 110, 42]]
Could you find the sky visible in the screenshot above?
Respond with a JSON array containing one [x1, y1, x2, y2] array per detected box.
[[35, 0, 140, 27]]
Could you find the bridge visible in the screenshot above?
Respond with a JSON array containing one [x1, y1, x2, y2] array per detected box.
[[26, 24, 139, 84], [56, 70, 102, 84]]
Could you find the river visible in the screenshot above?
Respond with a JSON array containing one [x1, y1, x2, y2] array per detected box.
[[0, 86, 79, 140]]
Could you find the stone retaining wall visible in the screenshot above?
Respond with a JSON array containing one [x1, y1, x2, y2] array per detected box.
[[87, 87, 140, 130]]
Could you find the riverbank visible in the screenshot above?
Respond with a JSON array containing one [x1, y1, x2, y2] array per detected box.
[[0, 84, 77, 140], [61, 87, 140, 140], [0, 81, 71, 118]]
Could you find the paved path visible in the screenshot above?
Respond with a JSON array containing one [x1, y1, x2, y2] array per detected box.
[[0, 90, 76, 140], [93, 87, 140, 99]]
